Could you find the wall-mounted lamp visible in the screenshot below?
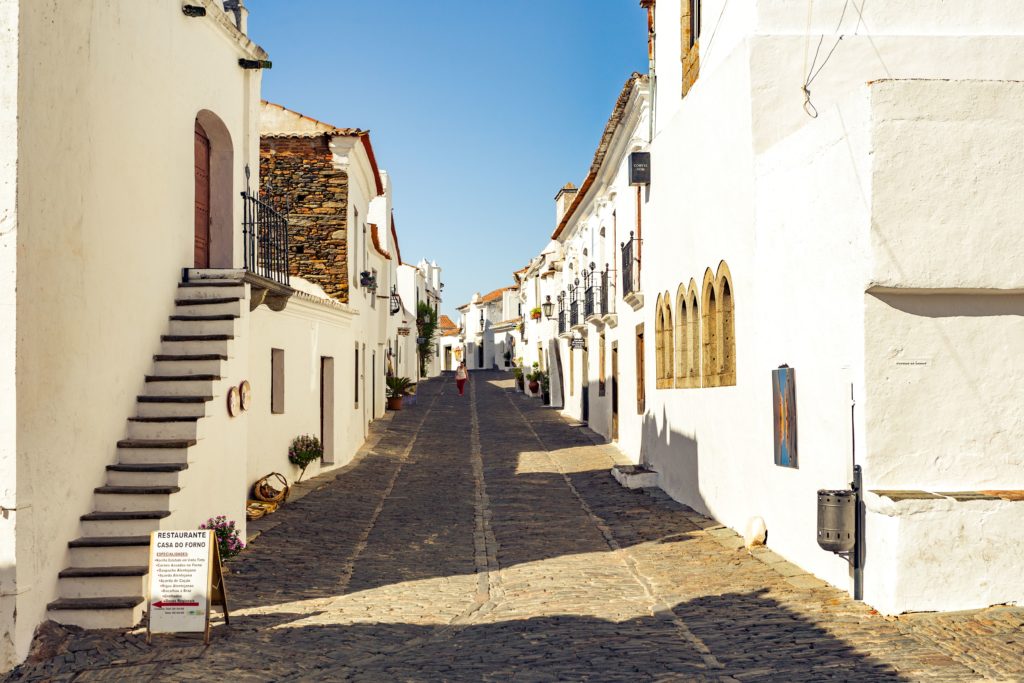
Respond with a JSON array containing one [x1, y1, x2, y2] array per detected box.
[[182, 5, 207, 17], [542, 295, 555, 320], [239, 58, 273, 70]]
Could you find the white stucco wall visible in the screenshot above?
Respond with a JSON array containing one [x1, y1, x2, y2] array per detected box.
[[11, 0, 263, 663], [0, 0, 19, 670], [247, 296, 362, 486]]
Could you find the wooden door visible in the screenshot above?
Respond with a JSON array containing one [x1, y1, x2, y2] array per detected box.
[[611, 342, 619, 440], [635, 324, 645, 414], [320, 357, 335, 464], [582, 348, 590, 422], [194, 122, 211, 268]]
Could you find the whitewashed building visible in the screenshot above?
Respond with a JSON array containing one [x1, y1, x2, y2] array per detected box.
[[458, 286, 521, 370], [0, 1, 434, 669], [514, 1, 1024, 616]]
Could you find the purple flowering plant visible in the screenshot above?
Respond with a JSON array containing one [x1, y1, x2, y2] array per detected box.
[[199, 515, 245, 561], [288, 434, 322, 482]]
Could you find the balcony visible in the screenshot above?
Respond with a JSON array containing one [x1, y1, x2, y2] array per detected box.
[[583, 267, 603, 327], [240, 183, 294, 311], [600, 265, 618, 328], [620, 231, 643, 311]]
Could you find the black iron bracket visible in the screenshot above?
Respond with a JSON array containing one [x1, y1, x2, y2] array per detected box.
[[182, 5, 207, 17], [239, 59, 273, 70]]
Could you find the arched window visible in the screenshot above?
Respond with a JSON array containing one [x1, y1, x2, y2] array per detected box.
[[701, 268, 718, 387], [717, 261, 735, 386], [674, 284, 688, 387], [686, 279, 700, 388], [654, 293, 665, 383], [659, 291, 674, 389]]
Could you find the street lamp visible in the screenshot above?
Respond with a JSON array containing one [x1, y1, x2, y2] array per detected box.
[[479, 310, 484, 331], [541, 295, 555, 320]]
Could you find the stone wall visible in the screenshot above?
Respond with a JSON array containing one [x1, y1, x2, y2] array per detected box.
[[260, 136, 349, 302]]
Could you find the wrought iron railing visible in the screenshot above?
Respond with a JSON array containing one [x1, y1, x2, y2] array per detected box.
[[600, 265, 611, 315], [569, 284, 579, 327], [621, 231, 640, 297], [583, 267, 600, 318], [558, 293, 566, 335], [242, 185, 290, 287]]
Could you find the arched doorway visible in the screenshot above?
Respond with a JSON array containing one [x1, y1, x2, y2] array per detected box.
[[194, 111, 234, 268]]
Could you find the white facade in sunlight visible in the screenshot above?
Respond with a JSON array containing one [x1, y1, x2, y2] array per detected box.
[[0, 1, 432, 669], [507, 1, 1024, 616], [458, 286, 522, 371]]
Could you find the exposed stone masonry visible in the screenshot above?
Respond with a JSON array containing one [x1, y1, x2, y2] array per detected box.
[[260, 136, 349, 302]]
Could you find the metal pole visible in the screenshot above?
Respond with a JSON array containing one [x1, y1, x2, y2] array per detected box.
[[853, 463, 863, 600]]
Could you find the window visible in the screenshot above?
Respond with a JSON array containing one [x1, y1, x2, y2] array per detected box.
[[655, 293, 673, 389], [354, 345, 360, 406], [271, 348, 285, 414], [370, 269, 378, 308], [687, 281, 700, 387], [598, 331, 606, 397], [569, 345, 574, 396], [674, 284, 688, 388], [701, 268, 719, 387], [717, 261, 736, 386], [681, 0, 701, 96], [635, 324, 645, 413]]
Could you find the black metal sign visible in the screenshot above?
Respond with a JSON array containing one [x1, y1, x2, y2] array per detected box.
[[629, 152, 650, 186], [571, 338, 586, 350]]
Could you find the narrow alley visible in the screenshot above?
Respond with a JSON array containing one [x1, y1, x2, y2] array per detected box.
[[8, 373, 1024, 682]]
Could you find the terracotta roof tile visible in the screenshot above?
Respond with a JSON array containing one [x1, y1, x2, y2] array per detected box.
[[481, 286, 518, 303], [439, 315, 460, 333], [369, 224, 391, 260]]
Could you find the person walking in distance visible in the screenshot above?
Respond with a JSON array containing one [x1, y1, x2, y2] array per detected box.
[[455, 361, 469, 396]]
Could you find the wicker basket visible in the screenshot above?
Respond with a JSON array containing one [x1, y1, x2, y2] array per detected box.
[[246, 499, 279, 520], [252, 472, 290, 504]]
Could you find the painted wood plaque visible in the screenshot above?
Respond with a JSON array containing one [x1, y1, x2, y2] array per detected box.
[[772, 367, 798, 468], [147, 530, 229, 643]]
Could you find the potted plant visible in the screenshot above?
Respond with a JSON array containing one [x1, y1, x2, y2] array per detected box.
[[200, 515, 245, 564], [530, 306, 542, 320], [512, 366, 524, 390], [359, 270, 377, 290], [540, 370, 551, 405], [288, 434, 322, 482], [527, 363, 542, 394], [387, 376, 414, 410]]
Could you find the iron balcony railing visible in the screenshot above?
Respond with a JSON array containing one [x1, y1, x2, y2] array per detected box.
[[242, 187, 290, 287], [558, 294, 567, 335], [569, 284, 579, 327], [621, 231, 640, 297], [583, 268, 600, 318], [600, 266, 611, 315]]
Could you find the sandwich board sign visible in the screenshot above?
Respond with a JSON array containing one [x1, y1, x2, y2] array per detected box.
[[146, 529, 229, 644]]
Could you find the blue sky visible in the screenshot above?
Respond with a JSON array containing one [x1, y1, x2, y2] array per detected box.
[[246, 1, 648, 319]]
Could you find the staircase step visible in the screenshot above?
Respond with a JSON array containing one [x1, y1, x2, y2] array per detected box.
[[175, 297, 240, 306], [117, 439, 196, 449], [69, 535, 151, 547], [48, 600, 145, 630], [93, 487, 179, 496], [136, 398, 209, 419], [168, 318, 236, 336], [146, 374, 220, 381], [178, 280, 243, 287], [161, 337, 232, 356], [117, 443, 191, 466], [161, 334, 233, 342], [153, 354, 226, 362], [59, 566, 148, 578], [127, 417, 199, 441], [143, 377, 217, 397], [94, 487, 177, 513], [169, 314, 238, 321], [48, 596, 144, 610], [175, 282, 245, 301], [57, 569, 148, 600], [152, 357, 222, 377], [81, 510, 171, 536], [106, 462, 187, 487], [107, 463, 187, 472]]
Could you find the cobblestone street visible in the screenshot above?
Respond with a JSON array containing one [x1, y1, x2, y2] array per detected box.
[[8, 372, 1024, 682]]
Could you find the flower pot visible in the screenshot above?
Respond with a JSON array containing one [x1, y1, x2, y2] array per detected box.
[[542, 390, 550, 405], [531, 313, 542, 320], [528, 380, 540, 394], [516, 377, 525, 391], [387, 396, 404, 411]]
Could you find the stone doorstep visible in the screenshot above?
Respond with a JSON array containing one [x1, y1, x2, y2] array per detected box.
[[610, 464, 659, 490]]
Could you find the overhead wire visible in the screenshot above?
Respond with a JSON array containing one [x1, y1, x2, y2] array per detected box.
[[801, 0, 855, 118]]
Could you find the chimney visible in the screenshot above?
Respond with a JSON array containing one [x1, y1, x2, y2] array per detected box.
[[555, 182, 578, 226]]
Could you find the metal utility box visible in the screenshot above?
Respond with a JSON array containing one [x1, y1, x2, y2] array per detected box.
[[817, 489, 856, 553]]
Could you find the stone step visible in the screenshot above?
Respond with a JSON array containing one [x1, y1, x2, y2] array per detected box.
[[47, 597, 145, 630], [136, 395, 211, 418], [176, 282, 245, 300], [167, 317, 236, 337], [94, 486, 178, 513], [152, 357, 223, 377], [81, 510, 170, 537], [126, 416, 201, 441], [160, 337, 232, 357], [116, 440, 192, 466], [57, 567, 148, 600], [106, 462, 188, 487], [143, 375, 218, 397], [67, 536, 151, 567], [174, 299, 243, 317]]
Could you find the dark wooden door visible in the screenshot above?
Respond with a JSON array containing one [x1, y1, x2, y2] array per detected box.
[[194, 122, 211, 268], [582, 348, 590, 422], [611, 342, 619, 440]]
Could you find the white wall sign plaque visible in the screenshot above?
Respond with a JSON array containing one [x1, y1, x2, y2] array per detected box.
[[147, 530, 229, 643]]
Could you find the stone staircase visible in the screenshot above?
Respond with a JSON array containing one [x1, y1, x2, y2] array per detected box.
[[46, 274, 244, 629]]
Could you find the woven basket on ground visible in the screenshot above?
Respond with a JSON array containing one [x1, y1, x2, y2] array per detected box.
[[246, 500, 278, 520], [252, 472, 290, 504]]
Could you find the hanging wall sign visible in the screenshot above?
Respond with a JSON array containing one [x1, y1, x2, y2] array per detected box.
[[147, 530, 229, 644], [629, 152, 651, 186], [571, 338, 586, 350]]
